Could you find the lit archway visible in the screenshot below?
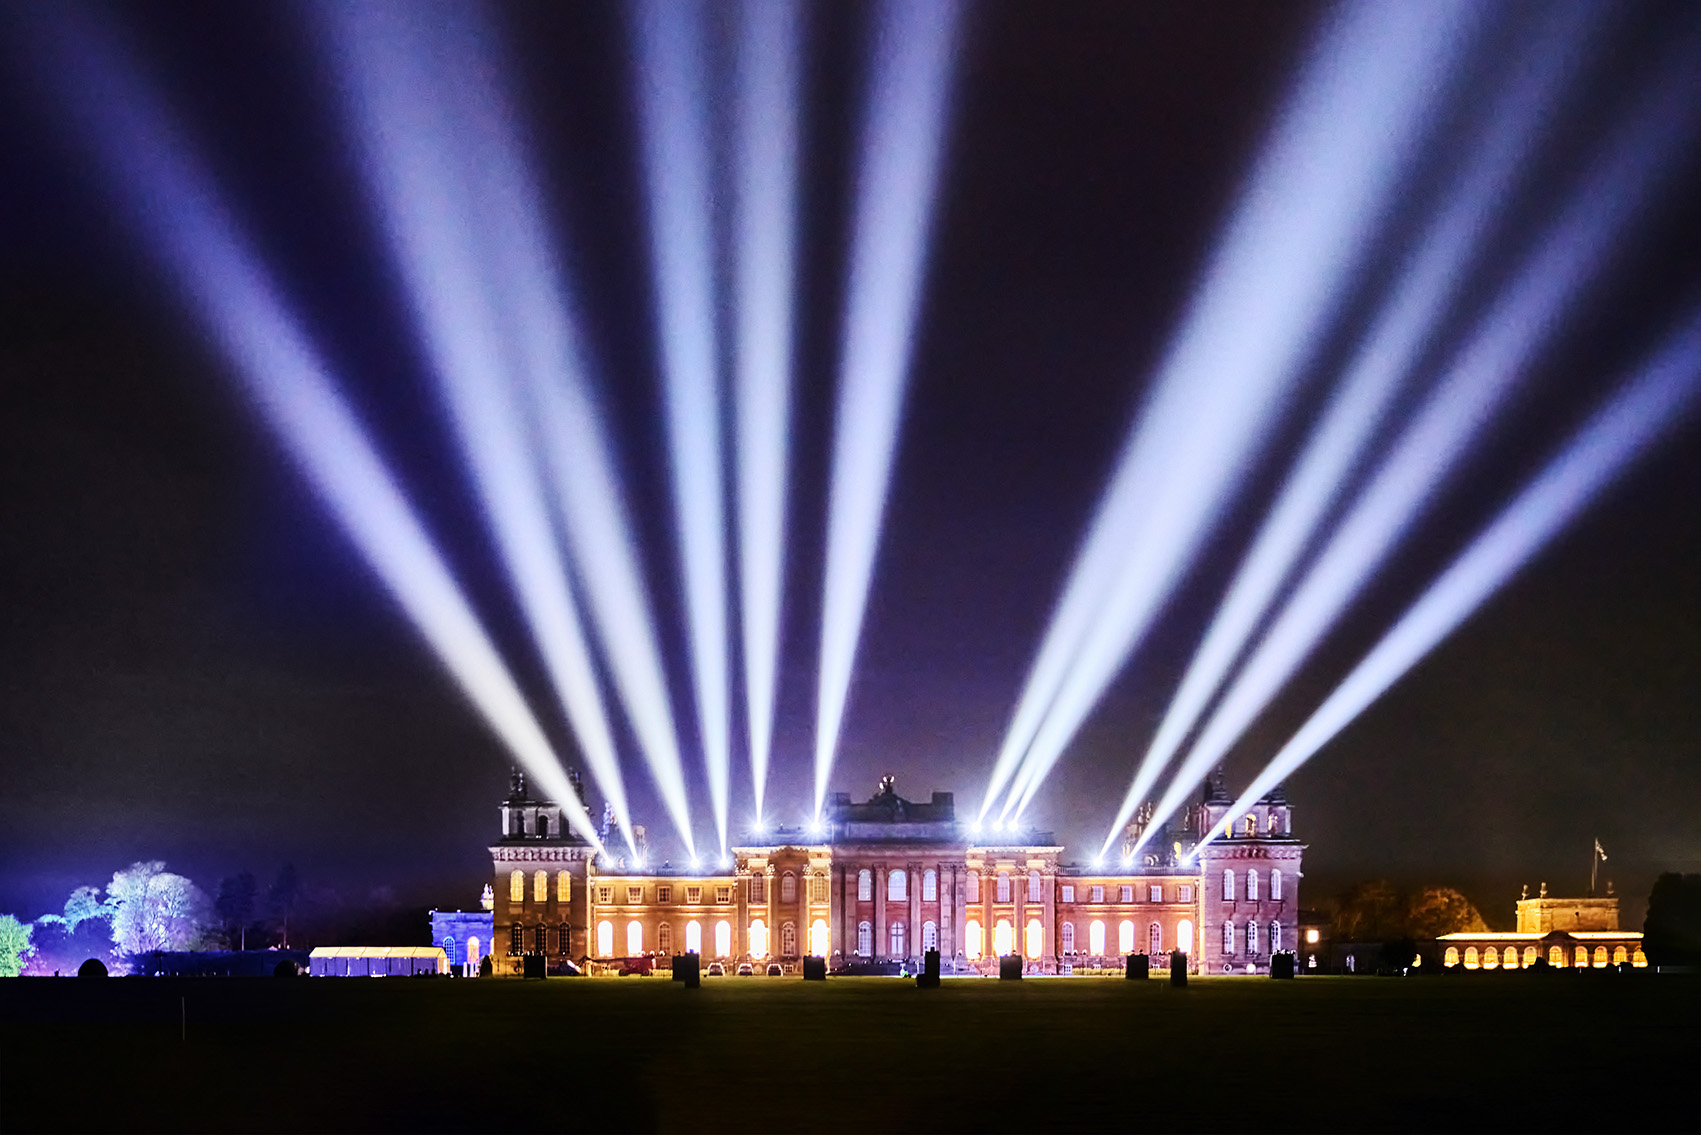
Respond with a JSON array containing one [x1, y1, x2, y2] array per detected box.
[[685, 920, 702, 954], [1088, 920, 1105, 956], [993, 919, 1013, 957], [1177, 919, 1193, 954], [1025, 919, 1043, 959], [714, 920, 731, 958], [749, 919, 768, 958], [810, 919, 829, 957], [1117, 920, 1134, 954], [626, 921, 643, 956], [596, 920, 614, 957], [966, 919, 983, 959]]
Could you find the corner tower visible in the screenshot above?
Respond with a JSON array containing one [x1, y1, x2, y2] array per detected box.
[[1193, 776, 1304, 974], [488, 768, 595, 974]]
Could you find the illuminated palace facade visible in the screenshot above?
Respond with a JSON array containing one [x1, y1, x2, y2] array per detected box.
[[487, 773, 1303, 976]]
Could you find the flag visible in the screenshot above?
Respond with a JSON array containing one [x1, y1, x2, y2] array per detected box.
[[1594, 839, 1608, 861]]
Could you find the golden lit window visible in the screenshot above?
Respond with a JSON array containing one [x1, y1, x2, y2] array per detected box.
[[715, 886, 733, 905], [1464, 946, 1479, 969], [1613, 945, 1627, 965], [750, 874, 766, 904], [626, 886, 643, 904], [782, 922, 797, 955], [1523, 946, 1538, 967], [1177, 919, 1192, 953], [596, 920, 613, 957], [714, 920, 731, 957], [1549, 945, 1565, 967], [1243, 815, 1256, 836], [658, 924, 672, 955], [1632, 948, 1647, 968], [1117, 919, 1134, 954], [557, 871, 571, 903], [1482, 946, 1498, 969], [810, 875, 828, 903], [686, 920, 702, 954], [993, 919, 1013, 957], [749, 919, 768, 958], [1502, 946, 1517, 968], [1088, 920, 1105, 955], [1575, 945, 1588, 968], [533, 870, 548, 903], [686, 886, 702, 904], [966, 920, 983, 959], [1592, 946, 1608, 968], [810, 919, 829, 957], [597, 886, 612, 904], [626, 920, 642, 956], [510, 870, 524, 903], [1025, 919, 1043, 959], [1306, 928, 1321, 945]]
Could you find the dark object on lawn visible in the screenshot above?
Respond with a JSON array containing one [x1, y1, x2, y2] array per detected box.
[[1271, 952, 1295, 979], [1126, 953, 1149, 980], [671, 953, 697, 982], [274, 959, 299, 978], [523, 954, 547, 979], [78, 958, 107, 978], [1169, 951, 1187, 986], [917, 948, 940, 988], [802, 956, 826, 981], [479, 955, 493, 978], [1000, 955, 1022, 980]]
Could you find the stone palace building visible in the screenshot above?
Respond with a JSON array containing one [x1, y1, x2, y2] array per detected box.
[[461, 771, 1304, 977]]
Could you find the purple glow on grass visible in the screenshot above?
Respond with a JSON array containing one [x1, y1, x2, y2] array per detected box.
[[1097, 5, 1600, 854], [1198, 308, 1701, 852], [984, 0, 1487, 823], [813, 0, 963, 814], [20, 5, 605, 847], [1128, 32, 1701, 853]]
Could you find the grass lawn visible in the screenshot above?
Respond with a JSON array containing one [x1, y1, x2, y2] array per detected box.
[[1, 971, 1694, 1132]]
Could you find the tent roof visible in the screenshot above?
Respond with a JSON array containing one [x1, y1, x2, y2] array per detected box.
[[308, 946, 447, 958]]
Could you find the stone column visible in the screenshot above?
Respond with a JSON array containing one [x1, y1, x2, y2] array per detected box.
[[938, 863, 952, 960], [1013, 868, 1027, 969], [764, 865, 776, 961], [830, 864, 844, 961], [1042, 864, 1057, 973], [982, 869, 996, 965], [909, 861, 921, 963], [735, 870, 749, 961], [874, 865, 887, 962]]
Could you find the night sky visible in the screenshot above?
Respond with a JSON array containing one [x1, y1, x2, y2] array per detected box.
[[3, 0, 1699, 934]]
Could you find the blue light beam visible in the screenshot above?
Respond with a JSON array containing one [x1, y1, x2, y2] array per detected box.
[[814, 0, 963, 814], [982, 0, 1488, 823], [1197, 307, 1701, 853], [1122, 34, 1701, 851], [1095, 5, 1600, 855], [17, 4, 605, 848], [631, 0, 734, 850], [731, 0, 803, 828]]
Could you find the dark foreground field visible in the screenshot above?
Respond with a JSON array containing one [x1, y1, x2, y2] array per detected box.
[[1, 972, 1695, 1133]]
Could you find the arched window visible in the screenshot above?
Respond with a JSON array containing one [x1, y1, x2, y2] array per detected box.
[[1246, 870, 1259, 902], [658, 924, 673, 955], [1523, 946, 1538, 967], [1574, 945, 1588, 968], [1223, 921, 1234, 955], [1148, 922, 1162, 957], [533, 870, 548, 903], [596, 920, 613, 957], [749, 919, 768, 958], [1270, 921, 1281, 953], [1632, 948, 1648, 968], [857, 869, 872, 901], [1177, 919, 1193, 953], [625, 921, 642, 956], [685, 920, 702, 954], [509, 870, 525, 902], [923, 868, 938, 901], [1267, 813, 1278, 833], [1088, 920, 1106, 956], [1482, 946, 1498, 969], [1547, 945, 1563, 967], [1223, 869, 1235, 902], [781, 872, 797, 903], [810, 874, 827, 903], [1246, 920, 1258, 955], [966, 919, 983, 959], [750, 874, 766, 904], [996, 871, 1011, 903], [968, 872, 981, 902], [467, 935, 481, 968], [1025, 919, 1043, 959], [923, 921, 939, 952], [1463, 946, 1478, 968], [810, 919, 829, 956], [1118, 920, 1135, 954], [993, 919, 1013, 956], [511, 813, 524, 837], [1243, 814, 1256, 836], [1612, 945, 1627, 966], [1028, 872, 1042, 902], [857, 921, 872, 957], [536, 813, 550, 837], [781, 922, 797, 956], [1271, 870, 1282, 901], [890, 921, 906, 957], [1061, 921, 1075, 954], [509, 923, 523, 955], [556, 871, 571, 903], [1501, 946, 1516, 968], [1444, 946, 1460, 967], [714, 920, 731, 957], [889, 869, 907, 901], [1592, 946, 1608, 968], [443, 935, 457, 965]]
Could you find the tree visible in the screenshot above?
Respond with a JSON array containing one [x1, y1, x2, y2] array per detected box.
[[1643, 873, 1701, 966], [215, 873, 258, 950], [105, 861, 210, 956], [267, 865, 300, 948], [0, 915, 35, 977], [62, 885, 107, 930], [1403, 886, 1489, 938], [1333, 880, 1405, 941]]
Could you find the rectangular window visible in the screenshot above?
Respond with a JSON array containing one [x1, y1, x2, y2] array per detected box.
[[1027, 873, 1042, 902], [557, 871, 571, 903], [1061, 885, 1075, 903], [1121, 885, 1134, 903], [1090, 885, 1104, 903], [715, 886, 733, 905], [750, 875, 767, 904], [597, 886, 612, 904], [810, 876, 828, 903], [1148, 885, 1162, 903], [686, 886, 702, 905], [657, 885, 672, 904], [626, 886, 643, 904], [996, 873, 1011, 903], [1179, 885, 1194, 902]]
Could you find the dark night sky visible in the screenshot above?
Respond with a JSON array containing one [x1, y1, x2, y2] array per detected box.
[[2, 0, 1698, 934]]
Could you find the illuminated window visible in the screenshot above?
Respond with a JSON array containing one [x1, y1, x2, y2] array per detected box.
[[1178, 919, 1193, 953], [1061, 921, 1075, 953], [532, 871, 547, 903], [1245, 920, 1258, 956], [658, 923, 672, 955], [714, 920, 730, 957], [715, 886, 732, 904], [781, 872, 797, 903], [1482, 946, 1498, 969], [1464, 946, 1478, 969], [810, 875, 827, 903], [597, 886, 612, 904], [1088, 920, 1105, 955], [1223, 870, 1235, 902], [1271, 870, 1282, 901], [686, 920, 702, 954], [1060, 884, 1075, 903], [1025, 919, 1043, 959], [858, 870, 872, 901], [1090, 885, 1104, 904], [749, 919, 768, 958], [1632, 948, 1647, 968], [1247, 870, 1259, 902], [782, 922, 797, 956], [968, 872, 981, 902], [1270, 921, 1281, 953], [1548, 945, 1564, 967], [626, 886, 643, 905], [810, 919, 829, 957], [966, 920, 983, 959], [557, 871, 572, 903], [596, 921, 613, 957], [1148, 922, 1162, 956], [657, 884, 671, 904], [1144, 885, 1158, 903], [1243, 814, 1256, 836], [510, 923, 522, 955], [750, 875, 766, 904], [626, 921, 642, 956], [1592, 946, 1608, 968], [1523, 946, 1538, 967], [993, 919, 1013, 956], [1179, 885, 1193, 902], [890, 921, 906, 957], [1444, 947, 1460, 968], [443, 935, 456, 965], [1223, 921, 1234, 955], [467, 935, 481, 967], [681, 885, 698, 904], [923, 869, 938, 901], [1500, 946, 1515, 969], [857, 921, 872, 957], [1119, 920, 1135, 954], [996, 872, 1011, 903], [1267, 813, 1278, 834], [924, 921, 939, 952], [889, 869, 907, 901], [1028, 872, 1042, 902], [1574, 945, 1588, 968], [1612, 945, 1628, 966], [509, 870, 524, 903]]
